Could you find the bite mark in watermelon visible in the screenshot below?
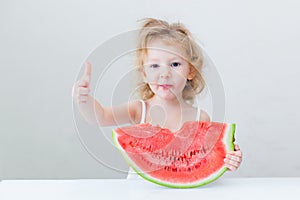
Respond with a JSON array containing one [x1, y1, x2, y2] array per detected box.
[[112, 121, 235, 188]]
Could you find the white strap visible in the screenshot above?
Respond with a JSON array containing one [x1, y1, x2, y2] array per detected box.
[[196, 106, 201, 121], [139, 99, 200, 123], [139, 100, 146, 124], [195, 96, 201, 121]]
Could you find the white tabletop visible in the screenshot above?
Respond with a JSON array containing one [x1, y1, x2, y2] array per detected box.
[[0, 178, 299, 200]]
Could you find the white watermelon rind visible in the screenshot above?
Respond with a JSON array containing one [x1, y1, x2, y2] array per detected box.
[[112, 123, 235, 188]]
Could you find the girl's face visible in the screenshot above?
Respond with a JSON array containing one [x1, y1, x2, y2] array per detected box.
[[142, 40, 194, 101]]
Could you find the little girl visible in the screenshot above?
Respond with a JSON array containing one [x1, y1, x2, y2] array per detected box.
[[72, 18, 242, 178]]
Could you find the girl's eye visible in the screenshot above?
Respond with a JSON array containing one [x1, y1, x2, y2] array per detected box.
[[150, 64, 160, 68], [170, 62, 181, 67]]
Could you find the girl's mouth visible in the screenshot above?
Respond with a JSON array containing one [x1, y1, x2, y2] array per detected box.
[[158, 84, 173, 89]]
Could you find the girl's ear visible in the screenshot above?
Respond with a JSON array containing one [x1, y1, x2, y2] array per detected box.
[[187, 66, 196, 80]]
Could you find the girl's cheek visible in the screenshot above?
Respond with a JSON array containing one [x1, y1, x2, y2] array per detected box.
[[145, 74, 158, 82]]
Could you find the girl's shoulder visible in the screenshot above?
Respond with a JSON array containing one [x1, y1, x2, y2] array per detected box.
[[187, 103, 210, 122], [128, 100, 145, 124], [179, 103, 211, 122], [199, 109, 210, 122]]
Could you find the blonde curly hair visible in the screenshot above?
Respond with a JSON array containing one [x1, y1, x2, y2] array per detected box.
[[135, 18, 205, 105]]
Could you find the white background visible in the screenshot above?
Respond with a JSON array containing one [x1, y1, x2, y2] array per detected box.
[[1, 0, 300, 179]]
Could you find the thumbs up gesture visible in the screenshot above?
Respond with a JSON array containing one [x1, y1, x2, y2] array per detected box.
[[72, 62, 91, 104]]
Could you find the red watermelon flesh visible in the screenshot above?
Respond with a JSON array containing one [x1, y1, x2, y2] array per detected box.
[[112, 121, 235, 188]]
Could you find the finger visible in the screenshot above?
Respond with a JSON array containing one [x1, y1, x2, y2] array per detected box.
[[224, 158, 240, 166], [84, 61, 91, 82], [234, 144, 240, 151], [78, 87, 90, 95], [77, 80, 89, 87], [225, 163, 238, 172], [226, 154, 242, 162], [78, 100, 87, 104], [77, 96, 89, 103], [79, 95, 89, 100], [224, 158, 240, 169], [227, 150, 242, 157]]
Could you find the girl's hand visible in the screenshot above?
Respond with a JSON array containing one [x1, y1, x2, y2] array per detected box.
[[224, 144, 242, 171], [72, 62, 91, 104]]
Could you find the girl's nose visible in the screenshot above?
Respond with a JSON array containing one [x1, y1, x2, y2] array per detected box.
[[159, 65, 171, 78]]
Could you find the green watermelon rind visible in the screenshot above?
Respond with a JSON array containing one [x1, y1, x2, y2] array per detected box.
[[112, 123, 235, 188]]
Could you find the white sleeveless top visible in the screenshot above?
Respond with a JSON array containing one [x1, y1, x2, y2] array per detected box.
[[126, 100, 202, 179]]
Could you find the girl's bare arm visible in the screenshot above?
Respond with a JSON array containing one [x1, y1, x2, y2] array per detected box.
[[72, 62, 139, 126]]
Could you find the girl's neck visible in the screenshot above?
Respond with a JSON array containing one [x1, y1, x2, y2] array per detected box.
[[149, 95, 189, 109], [145, 95, 197, 132]]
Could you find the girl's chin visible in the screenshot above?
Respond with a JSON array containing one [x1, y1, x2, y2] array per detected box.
[[149, 86, 182, 101], [155, 91, 180, 101]]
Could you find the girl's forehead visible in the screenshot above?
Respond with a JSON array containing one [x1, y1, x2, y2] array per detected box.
[[146, 49, 183, 61], [145, 40, 188, 60]]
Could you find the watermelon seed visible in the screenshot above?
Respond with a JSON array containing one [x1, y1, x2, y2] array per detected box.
[[164, 166, 171, 171]]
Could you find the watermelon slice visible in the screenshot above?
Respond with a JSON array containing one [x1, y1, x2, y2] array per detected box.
[[112, 121, 235, 188]]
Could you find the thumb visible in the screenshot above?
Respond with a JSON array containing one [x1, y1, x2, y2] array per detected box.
[[83, 61, 91, 83], [234, 144, 240, 151]]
